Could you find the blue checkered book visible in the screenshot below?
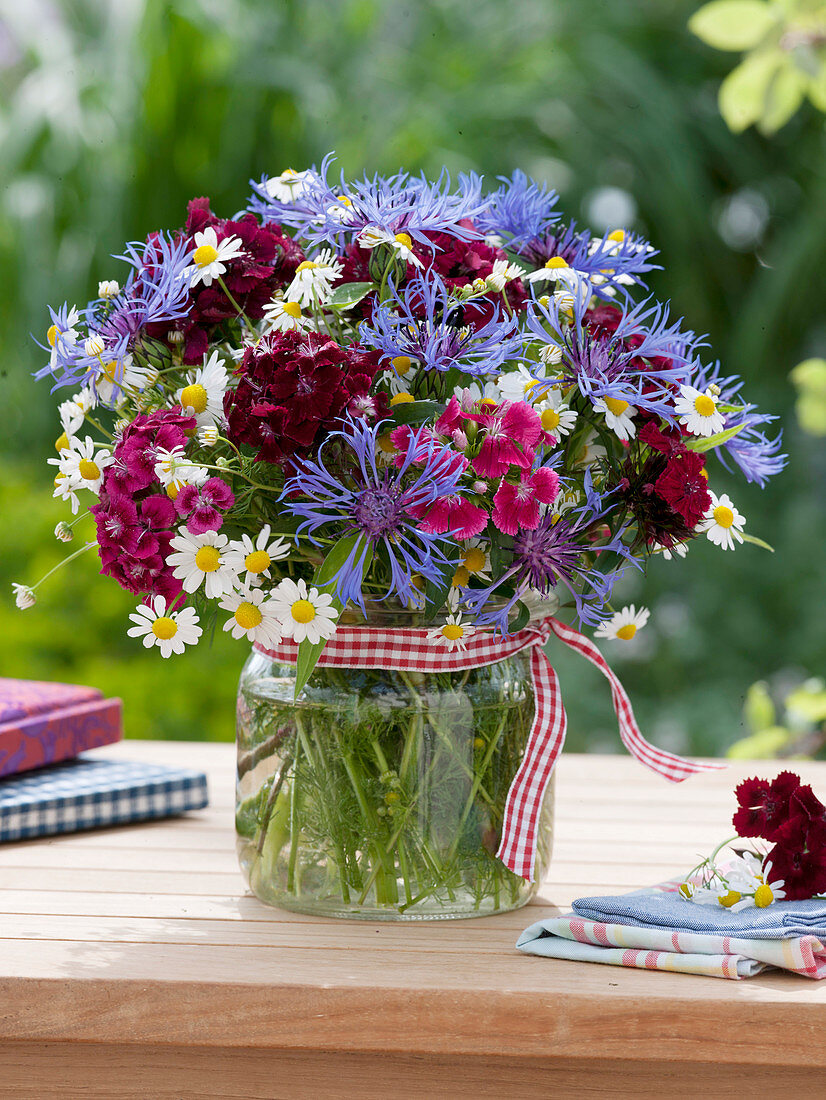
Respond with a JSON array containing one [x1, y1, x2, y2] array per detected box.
[[0, 757, 209, 842]]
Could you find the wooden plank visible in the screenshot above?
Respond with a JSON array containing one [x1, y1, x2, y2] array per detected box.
[[3, 1044, 825, 1100]]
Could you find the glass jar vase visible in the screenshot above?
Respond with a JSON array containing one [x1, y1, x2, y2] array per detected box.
[[235, 614, 555, 920]]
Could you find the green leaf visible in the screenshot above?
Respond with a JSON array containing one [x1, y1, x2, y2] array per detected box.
[[743, 680, 775, 733], [293, 535, 373, 698], [759, 61, 808, 132], [718, 50, 785, 131], [684, 421, 747, 451], [688, 1, 776, 50], [389, 400, 442, 426], [740, 532, 775, 552], [325, 281, 376, 310], [509, 600, 531, 634], [726, 725, 791, 759]]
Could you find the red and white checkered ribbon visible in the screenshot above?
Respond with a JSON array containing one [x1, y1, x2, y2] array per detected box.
[[255, 617, 723, 882]]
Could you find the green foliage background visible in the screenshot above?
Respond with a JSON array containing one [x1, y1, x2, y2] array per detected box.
[[0, 0, 824, 751]]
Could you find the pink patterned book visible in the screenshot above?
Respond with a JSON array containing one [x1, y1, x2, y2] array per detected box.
[[0, 678, 122, 780]]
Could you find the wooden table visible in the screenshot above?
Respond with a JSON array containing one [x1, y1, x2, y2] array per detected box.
[[1, 741, 824, 1098]]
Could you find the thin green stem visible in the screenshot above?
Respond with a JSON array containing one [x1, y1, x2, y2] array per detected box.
[[32, 540, 97, 592]]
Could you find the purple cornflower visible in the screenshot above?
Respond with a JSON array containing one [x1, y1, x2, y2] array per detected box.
[[520, 221, 659, 297], [359, 274, 523, 377], [688, 360, 785, 485], [462, 488, 638, 631], [282, 417, 466, 609], [250, 154, 488, 250], [36, 233, 192, 392], [525, 291, 695, 418], [475, 169, 560, 251]]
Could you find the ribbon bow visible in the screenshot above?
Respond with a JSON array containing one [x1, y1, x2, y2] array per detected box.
[[256, 617, 723, 882]]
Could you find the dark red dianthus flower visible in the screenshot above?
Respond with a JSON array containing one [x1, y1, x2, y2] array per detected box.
[[653, 450, 711, 528]]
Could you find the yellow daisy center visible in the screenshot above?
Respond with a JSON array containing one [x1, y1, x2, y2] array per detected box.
[[754, 883, 774, 908], [394, 232, 413, 250], [47, 324, 59, 347], [151, 616, 178, 640], [234, 602, 263, 630], [390, 392, 414, 405], [678, 882, 693, 900], [452, 565, 470, 587], [463, 547, 487, 574], [604, 397, 630, 417], [180, 383, 209, 414], [541, 408, 561, 431], [194, 545, 221, 573], [694, 394, 717, 417], [78, 459, 101, 481], [244, 549, 271, 574], [607, 229, 625, 243], [101, 360, 120, 382], [338, 195, 353, 206], [282, 301, 302, 318], [166, 481, 182, 500], [55, 432, 69, 453], [291, 598, 316, 624], [718, 890, 741, 908], [713, 505, 734, 529], [193, 243, 219, 267], [377, 433, 396, 454], [442, 623, 464, 641], [53, 474, 64, 487], [524, 380, 542, 401], [544, 256, 569, 269], [479, 397, 498, 407], [615, 623, 637, 641], [296, 260, 317, 272], [391, 355, 412, 375]]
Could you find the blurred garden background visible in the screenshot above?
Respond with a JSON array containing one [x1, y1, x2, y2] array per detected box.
[[0, 0, 824, 753]]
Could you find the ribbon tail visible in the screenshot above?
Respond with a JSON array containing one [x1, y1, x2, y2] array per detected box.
[[547, 618, 724, 781], [497, 646, 567, 881]]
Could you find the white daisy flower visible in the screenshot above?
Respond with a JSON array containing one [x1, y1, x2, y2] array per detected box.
[[126, 596, 202, 658], [224, 525, 290, 585], [198, 425, 219, 447], [12, 583, 36, 610], [700, 492, 745, 551], [175, 350, 230, 428], [220, 585, 284, 645], [98, 280, 120, 299], [594, 605, 650, 642], [84, 333, 106, 357], [270, 577, 339, 645], [674, 384, 726, 437], [535, 388, 577, 442], [525, 255, 572, 284], [186, 226, 245, 288], [356, 225, 423, 269], [459, 539, 492, 582], [58, 391, 92, 438], [285, 249, 343, 308], [93, 352, 156, 407], [657, 540, 689, 561], [326, 194, 357, 226], [153, 446, 209, 491], [427, 613, 476, 653], [167, 530, 238, 598], [592, 395, 637, 442], [262, 296, 312, 333], [264, 168, 313, 203], [496, 363, 548, 403], [54, 521, 74, 543], [456, 380, 500, 406], [48, 436, 112, 512], [485, 259, 525, 293]]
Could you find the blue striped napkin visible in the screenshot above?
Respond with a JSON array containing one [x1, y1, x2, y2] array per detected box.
[[0, 757, 209, 841]]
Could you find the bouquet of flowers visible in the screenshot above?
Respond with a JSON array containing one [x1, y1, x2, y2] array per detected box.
[[17, 156, 786, 917], [20, 155, 784, 668]]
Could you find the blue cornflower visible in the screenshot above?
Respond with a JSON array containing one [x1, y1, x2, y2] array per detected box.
[[249, 153, 488, 250], [475, 169, 560, 251], [520, 221, 659, 299], [461, 485, 638, 632], [524, 290, 697, 419], [282, 417, 466, 610], [359, 274, 523, 377], [689, 360, 786, 486], [36, 234, 192, 393]]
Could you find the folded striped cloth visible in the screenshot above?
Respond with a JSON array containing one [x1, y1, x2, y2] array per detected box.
[[517, 883, 826, 979]]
